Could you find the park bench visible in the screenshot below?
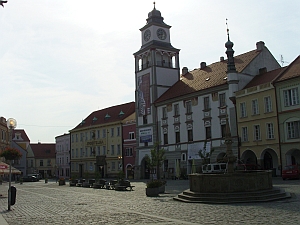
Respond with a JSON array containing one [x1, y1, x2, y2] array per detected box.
[[105, 180, 118, 190], [115, 180, 135, 191], [92, 179, 106, 189]]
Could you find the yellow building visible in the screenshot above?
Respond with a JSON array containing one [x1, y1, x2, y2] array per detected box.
[[236, 67, 285, 176], [70, 102, 135, 179]]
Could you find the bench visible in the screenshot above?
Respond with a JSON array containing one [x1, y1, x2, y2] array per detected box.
[[93, 179, 106, 189], [115, 180, 135, 191]]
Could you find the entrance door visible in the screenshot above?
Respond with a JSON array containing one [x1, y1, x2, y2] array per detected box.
[[263, 152, 273, 170]]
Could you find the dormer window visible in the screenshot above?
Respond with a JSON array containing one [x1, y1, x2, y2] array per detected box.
[[92, 117, 98, 122], [119, 110, 125, 117], [105, 113, 111, 119]]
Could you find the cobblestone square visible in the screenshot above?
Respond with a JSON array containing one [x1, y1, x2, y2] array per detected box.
[[0, 178, 299, 225]]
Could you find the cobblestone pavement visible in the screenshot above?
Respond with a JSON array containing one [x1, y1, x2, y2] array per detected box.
[[0, 178, 299, 225]]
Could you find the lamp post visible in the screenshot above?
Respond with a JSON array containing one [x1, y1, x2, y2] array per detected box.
[[6, 118, 17, 211]]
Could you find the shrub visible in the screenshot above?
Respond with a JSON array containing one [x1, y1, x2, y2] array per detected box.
[[0, 147, 22, 160]]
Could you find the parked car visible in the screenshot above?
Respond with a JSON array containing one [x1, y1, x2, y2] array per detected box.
[[282, 165, 300, 180], [202, 163, 227, 173], [27, 173, 42, 181], [22, 175, 39, 182]]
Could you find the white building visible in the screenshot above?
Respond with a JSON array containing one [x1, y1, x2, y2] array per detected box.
[[55, 133, 70, 179]]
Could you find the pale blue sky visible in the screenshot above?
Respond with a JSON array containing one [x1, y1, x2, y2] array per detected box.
[[1, 0, 299, 143]]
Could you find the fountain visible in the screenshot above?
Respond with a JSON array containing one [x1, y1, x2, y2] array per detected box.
[[174, 117, 291, 203]]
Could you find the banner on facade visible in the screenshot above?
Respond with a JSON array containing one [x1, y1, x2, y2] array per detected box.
[[139, 127, 152, 143]]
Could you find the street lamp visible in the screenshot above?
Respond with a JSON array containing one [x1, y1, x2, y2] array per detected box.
[[6, 118, 17, 211]]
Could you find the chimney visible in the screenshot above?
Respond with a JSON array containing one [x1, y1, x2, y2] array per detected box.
[[182, 67, 188, 75], [256, 41, 265, 51], [200, 62, 206, 69], [220, 56, 225, 62]]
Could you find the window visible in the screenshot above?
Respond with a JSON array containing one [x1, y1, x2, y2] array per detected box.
[[287, 121, 300, 139], [254, 125, 261, 141], [125, 148, 133, 156], [71, 149, 74, 158], [186, 101, 192, 114], [111, 145, 115, 155], [102, 146, 106, 155], [264, 96, 272, 113], [76, 149, 78, 158], [97, 146, 100, 156], [80, 148, 83, 157], [143, 115, 148, 124], [163, 133, 168, 145], [242, 127, 248, 142], [266, 123, 274, 139], [129, 132, 135, 139], [47, 159, 51, 166], [102, 129, 106, 138], [284, 88, 299, 107], [76, 134, 78, 142], [219, 93, 226, 107], [30, 160, 33, 167], [163, 160, 168, 172], [85, 148, 88, 157], [162, 107, 167, 118], [111, 128, 114, 137], [80, 133, 83, 141], [221, 124, 226, 138], [117, 144, 121, 155], [117, 127, 120, 136], [252, 99, 259, 115], [112, 162, 116, 171], [205, 126, 211, 139], [90, 147, 93, 156], [188, 129, 193, 142], [40, 160, 43, 166], [240, 102, 247, 117], [204, 96, 210, 110], [174, 104, 179, 116], [175, 131, 180, 143]]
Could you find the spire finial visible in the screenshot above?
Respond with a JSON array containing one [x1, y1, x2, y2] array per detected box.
[[153, 1, 156, 9], [226, 18, 230, 41]]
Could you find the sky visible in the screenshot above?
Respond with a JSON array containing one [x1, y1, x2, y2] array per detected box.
[[1, 0, 299, 143]]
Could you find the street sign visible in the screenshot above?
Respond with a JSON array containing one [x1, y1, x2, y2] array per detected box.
[[0, 165, 8, 169]]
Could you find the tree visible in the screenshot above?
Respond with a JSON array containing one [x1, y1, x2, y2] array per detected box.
[[198, 141, 214, 165], [145, 142, 165, 180]]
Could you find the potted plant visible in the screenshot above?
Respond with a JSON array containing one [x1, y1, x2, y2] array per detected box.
[[145, 143, 166, 196], [58, 177, 65, 186], [0, 147, 22, 161], [146, 180, 162, 197]]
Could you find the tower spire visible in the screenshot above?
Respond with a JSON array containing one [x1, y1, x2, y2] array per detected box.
[[225, 18, 237, 73]]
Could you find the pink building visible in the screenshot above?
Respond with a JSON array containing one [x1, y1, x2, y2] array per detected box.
[[122, 117, 136, 179]]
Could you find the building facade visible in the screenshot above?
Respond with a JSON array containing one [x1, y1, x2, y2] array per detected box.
[[0, 117, 9, 152], [55, 133, 70, 179], [122, 113, 136, 179], [274, 56, 300, 168], [69, 102, 135, 179], [30, 143, 56, 178], [235, 67, 285, 176]]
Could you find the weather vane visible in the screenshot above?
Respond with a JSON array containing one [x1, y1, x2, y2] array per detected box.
[[0, 0, 8, 8]]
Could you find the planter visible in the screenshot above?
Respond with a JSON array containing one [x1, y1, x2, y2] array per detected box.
[[59, 180, 66, 186], [159, 185, 165, 194], [146, 187, 159, 197]]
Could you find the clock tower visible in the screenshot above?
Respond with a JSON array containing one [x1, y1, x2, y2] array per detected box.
[[134, 4, 180, 179]]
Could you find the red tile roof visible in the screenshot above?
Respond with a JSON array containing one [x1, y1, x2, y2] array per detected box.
[[275, 55, 300, 82], [244, 67, 286, 89], [13, 129, 30, 142], [155, 50, 260, 103], [72, 102, 135, 130], [31, 143, 56, 158]]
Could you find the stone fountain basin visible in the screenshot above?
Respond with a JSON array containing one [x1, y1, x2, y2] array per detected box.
[[189, 170, 272, 193]]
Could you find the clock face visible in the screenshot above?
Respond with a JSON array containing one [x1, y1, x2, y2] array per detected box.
[[157, 28, 167, 40], [144, 29, 151, 42]]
